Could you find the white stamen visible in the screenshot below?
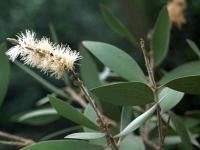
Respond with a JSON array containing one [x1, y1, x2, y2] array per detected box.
[[6, 30, 80, 79]]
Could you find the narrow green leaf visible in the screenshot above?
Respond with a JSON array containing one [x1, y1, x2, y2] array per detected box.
[[120, 106, 133, 131], [84, 105, 97, 125], [79, 49, 120, 121], [116, 104, 157, 137], [171, 113, 193, 150], [151, 7, 171, 66], [0, 43, 10, 107], [164, 136, 181, 145], [63, 71, 71, 86], [36, 94, 55, 106], [83, 104, 98, 132], [120, 135, 145, 150], [20, 140, 103, 150], [117, 88, 183, 137], [100, 102, 121, 122], [40, 126, 82, 140], [100, 4, 137, 46], [15, 61, 69, 99], [83, 105, 106, 145], [159, 88, 184, 112], [49, 23, 59, 43], [160, 61, 200, 83], [80, 46, 101, 89], [49, 96, 99, 130], [186, 39, 200, 59], [186, 110, 200, 119], [82, 41, 147, 83], [165, 134, 199, 148], [65, 132, 105, 140], [163, 114, 199, 148], [159, 61, 200, 94], [12, 108, 59, 126], [182, 116, 200, 129], [91, 82, 154, 106]]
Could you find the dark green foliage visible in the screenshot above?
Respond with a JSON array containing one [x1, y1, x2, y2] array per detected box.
[[49, 96, 99, 130], [91, 82, 154, 106], [1, 1, 200, 150], [0, 43, 10, 107], [21, 140, 103, 150], [82, 41, 147, 83]]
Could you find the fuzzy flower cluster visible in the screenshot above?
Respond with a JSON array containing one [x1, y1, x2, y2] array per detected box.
[[167, 0, 187, 28], [6, 30, 80, 79]]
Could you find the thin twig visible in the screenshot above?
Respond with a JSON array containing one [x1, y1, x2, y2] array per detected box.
[[64, 86, 87, 108], [64, 84, 117, 127], [141, 122, 160, 150], [0, 141, 29, 147], [162, 112, 172, 143], [0, 131, 34, 147], [0, 131, 34, 143], [140, 105, 159, 150], [140, 38, 156, 89], [140, 38, 164, 150], [156, 104, 164, 149], [70, 70, 119, 150]]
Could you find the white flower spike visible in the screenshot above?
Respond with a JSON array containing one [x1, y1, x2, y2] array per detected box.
[[6, 30, 80, 79]]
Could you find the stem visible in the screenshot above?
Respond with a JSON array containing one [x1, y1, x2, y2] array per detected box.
[[70, 70, 119, 150], [0, 131, 34, 147], [0, 141, 29, 147], [64, 86, 87, 108], [162, 112, 172, 143], [140, 39, 156, 89], [156, 104, 163, 149], [140, 38, 164, 149], [141, 121, 160, 150]]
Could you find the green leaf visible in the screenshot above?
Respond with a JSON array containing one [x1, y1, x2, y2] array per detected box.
[[164, 136, 181, 145], [159, 61, 200, 94], [163, 114, 199, 148], [182, 116, 200, 129], [151, 7, 171, 66], [36, 95, 55, 106], [12, 108, 59, 126], [186, 110, 200, 119], [79, 49, 120, 121], [100, 4, 137, 46], [159, 88, 184, 112], [49, 23, 59, 43], [82, 41, 147, 83], [83, 105, 106, 145], [65, 132, 105, 140], [20, 140, 103, 150], [186, 39, 200, 59], [120, 106, 133, 131], [15, 61, 69, 99], [116, 104, 157, 137], [91, 82, 154, 106], [84, 105, 97, 124], [100, 102, 121, 122], [83, 104, 98, 132], [80, 46, 101, 89], [41, 126, 82, 140], [120, 135, 145, 150], [171, 113, 193, 150], [49, 96, 99, 130], [0, 43, 10, 107]]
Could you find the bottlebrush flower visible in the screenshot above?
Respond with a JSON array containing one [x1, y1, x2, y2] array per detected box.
[[167, 0, 187, 28], [6, 30, 80, 79]]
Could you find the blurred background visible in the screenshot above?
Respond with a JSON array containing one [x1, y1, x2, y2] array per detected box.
[[0, 0, 200, 149]]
